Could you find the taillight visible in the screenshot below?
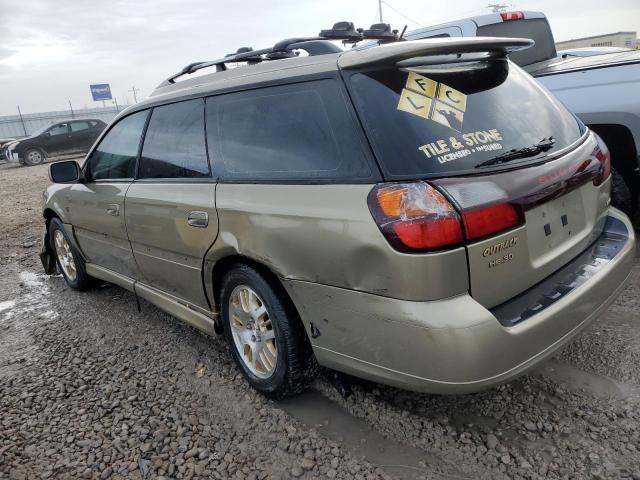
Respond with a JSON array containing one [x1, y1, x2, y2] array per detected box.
[[500, 11, 525, 21], [368, 182, 463, 252], [593, 133, 611, 186], [369, 182, 522, 252], [461, 203, 520, 240]]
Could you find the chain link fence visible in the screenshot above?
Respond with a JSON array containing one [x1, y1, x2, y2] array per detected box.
[[0, 106, 126, 139]]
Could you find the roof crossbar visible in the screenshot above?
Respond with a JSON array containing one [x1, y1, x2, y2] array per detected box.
[[161, 38, 343, 86], [159, 21, 396, 86]]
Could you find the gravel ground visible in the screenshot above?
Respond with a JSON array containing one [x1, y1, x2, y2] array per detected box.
[[1, 160, 640, 480]]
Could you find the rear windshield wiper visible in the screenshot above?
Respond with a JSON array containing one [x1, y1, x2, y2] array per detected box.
[[474, 137, 555, 169]]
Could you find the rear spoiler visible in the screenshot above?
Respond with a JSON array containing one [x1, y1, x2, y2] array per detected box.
[[337, 37, 534, 69]]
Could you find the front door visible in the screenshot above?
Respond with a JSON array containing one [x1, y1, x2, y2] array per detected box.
[[43, 122, 71, 156], [124, 99, 218, 310], [68, 110, 149, 278]]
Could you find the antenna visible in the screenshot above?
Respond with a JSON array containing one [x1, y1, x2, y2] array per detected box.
[[487, 4, 509, 12]]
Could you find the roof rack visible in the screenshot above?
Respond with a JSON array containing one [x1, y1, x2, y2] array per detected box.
[[159, 21, 401, 86]]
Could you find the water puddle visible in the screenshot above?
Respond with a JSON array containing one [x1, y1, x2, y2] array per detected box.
[[0, 271, 57, 378], [19, 271, 45, 288], [0, 300, 15, 313], [278, 391, 465, 480], [539, 360, 629, 399]]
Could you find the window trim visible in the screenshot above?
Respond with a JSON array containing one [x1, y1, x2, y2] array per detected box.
[[82, 71, 382, 185], [69, 120, 92, 133], [134, 98, 212, 182], [47, 123, 70, 137], [83, 109, 151, 183]]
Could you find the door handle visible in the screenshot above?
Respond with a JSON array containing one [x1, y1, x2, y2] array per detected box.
[[106, 204, 120, 216], [187, 211, 209, 228]]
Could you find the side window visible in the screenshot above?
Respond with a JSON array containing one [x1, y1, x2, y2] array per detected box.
[[48, 124, 69, 136], [138, 99, 209, 179], [205, 79, 373, 182], [70, 122, 91, 132], [87, 110, 148, 181]]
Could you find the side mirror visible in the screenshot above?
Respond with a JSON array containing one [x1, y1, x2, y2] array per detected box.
[[49, 160, 80, 183]]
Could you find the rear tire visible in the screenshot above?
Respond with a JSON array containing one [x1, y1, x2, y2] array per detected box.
[[611, 168, 633, 217], [219, 264, 317, 398], [49, 218, 93, 290], [23, 148, 46, 166]]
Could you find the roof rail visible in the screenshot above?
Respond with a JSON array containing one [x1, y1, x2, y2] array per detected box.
[[159, 21, 401, 87]]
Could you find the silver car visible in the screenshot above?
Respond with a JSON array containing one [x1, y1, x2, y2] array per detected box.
[[40, 32, 635, 398]]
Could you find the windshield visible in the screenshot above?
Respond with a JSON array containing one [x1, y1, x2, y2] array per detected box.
[[347, 59, 585, 180]]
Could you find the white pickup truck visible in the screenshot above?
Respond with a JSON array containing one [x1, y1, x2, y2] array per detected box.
[[406, 11, 640, 216]]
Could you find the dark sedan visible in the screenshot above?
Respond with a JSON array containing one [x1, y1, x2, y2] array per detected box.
[[3, 119, 106, 166]]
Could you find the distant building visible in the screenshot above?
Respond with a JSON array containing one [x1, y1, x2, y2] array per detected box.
[[556, 31, 637, 50]]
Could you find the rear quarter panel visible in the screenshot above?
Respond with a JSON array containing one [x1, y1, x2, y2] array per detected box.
[[206, 183, 469, 301]]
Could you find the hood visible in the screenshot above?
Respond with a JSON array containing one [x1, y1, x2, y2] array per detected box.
[[525, 50, 640, 76]]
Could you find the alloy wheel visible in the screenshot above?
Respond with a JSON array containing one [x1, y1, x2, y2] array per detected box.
[[54, 230, 77, 281], [228, 285, 277, 378]]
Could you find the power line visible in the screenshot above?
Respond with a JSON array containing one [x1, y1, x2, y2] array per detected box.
[[380, 0, 425, 28]]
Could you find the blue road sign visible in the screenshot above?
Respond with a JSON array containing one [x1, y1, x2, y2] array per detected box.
[[90, 84, 112, 101]]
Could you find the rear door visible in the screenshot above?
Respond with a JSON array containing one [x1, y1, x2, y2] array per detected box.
[[69, 110, 149, 278], [125, 98, 218, 310], [347, 58, 609, 308], [68, 121, 94, 152]]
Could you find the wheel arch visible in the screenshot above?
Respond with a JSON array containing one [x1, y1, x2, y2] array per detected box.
[[43, 207, 60, 224], [588, 123, 639, 174], [209, 254, 310, 341], [23, 145, 48, 160]]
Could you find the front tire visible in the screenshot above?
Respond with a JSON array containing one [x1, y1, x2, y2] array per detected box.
[[219, 264, 317, 398], [49, 218, 92, 290], [23, 148, 46, 166]]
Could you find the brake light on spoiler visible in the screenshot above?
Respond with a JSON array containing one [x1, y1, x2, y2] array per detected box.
[[500, 11, 525, 21]]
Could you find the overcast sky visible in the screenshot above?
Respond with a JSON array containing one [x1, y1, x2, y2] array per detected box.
[[0, 0, 638, 116]]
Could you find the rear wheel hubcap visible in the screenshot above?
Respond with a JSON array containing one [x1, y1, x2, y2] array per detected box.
[[229, 285, 277, 379]]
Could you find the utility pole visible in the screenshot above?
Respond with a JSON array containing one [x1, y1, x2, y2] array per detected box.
[[69, 100, 75, 118], [114, 98, 119, 112], [378, 0, 383, 22], [17, 105, 27, 136], [128, 86, 140, 103]]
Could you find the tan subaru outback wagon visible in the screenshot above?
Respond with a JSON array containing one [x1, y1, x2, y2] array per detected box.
[[41, 28, 635, 398]]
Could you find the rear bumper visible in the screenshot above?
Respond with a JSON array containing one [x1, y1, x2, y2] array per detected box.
[[284, 208, 635, 394]]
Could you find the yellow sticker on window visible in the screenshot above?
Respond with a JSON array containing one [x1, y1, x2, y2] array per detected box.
[[431, 101, 464, 131], [437, 83, 467, 112], [397, 88, 433, 119], [405, 72, 438, 97], [396, 73, 467, 132]]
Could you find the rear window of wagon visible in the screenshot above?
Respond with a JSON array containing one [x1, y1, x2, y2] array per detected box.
[[347, 59, 585, 180]]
